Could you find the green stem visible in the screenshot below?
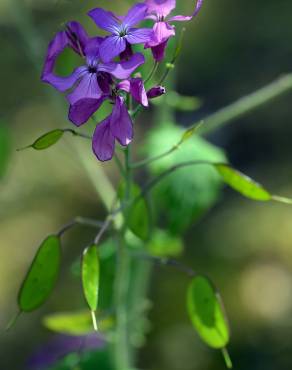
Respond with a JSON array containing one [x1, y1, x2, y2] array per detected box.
[[133, 252, 196, 277], [113, 145, 133, 370], [57, 217, 104, 237], [130, 145, 177, 169], [140, 160, 215, 199], [128, 259, 153, 361], [114, 155, 127, 179], [145, 61, 159, 85], [114, 233, 132, 370], [157, 27, 186, 86]]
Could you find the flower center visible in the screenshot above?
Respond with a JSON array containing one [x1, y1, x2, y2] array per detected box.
[[119, 25, 128, 37], [88, 66, 97, 74]]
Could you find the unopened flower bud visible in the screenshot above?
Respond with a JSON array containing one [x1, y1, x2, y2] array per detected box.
[[147, 86, 166, 99]]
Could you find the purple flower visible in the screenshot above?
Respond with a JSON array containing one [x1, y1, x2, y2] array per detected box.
[[144, 0, 204, 61], [41, 22, 145, 126], [117, 78, 166, 105], [88, 3, 153, 63], [92, 96, 133, 161], [27, 334, 105, 370]]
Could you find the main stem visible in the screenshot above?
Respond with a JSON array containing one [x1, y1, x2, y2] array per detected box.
[[113, 145, 133, 370]]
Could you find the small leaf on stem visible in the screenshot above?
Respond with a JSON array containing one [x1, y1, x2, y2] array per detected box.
[[215, 164, 271, 201], [187, 275, 230, 349], [43, 310, 114, 335], [18, 129, 64, 151], [179, 121, 204, 144], [119, 182, 150, 241], [146, 229, 184, 257], [18, 235, 61, 312], [82, 245, 100, 330]]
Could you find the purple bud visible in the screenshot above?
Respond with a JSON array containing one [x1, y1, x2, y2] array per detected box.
[[147, 86, 166, 99]]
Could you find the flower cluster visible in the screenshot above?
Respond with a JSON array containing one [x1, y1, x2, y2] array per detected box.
[[41, 0, 204, 161]]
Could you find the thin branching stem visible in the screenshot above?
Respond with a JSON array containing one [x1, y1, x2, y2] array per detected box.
[[140, 160, 216, 199], [158, 27, 186, 86], [145, 61, 159, 85], [133, 252, 196, 277], [57, 217, 104, 237], [107, 161, 218, 224], [94, 216, 113, 245], [130, 145, 177, 169], [63, 128, 91, 140]]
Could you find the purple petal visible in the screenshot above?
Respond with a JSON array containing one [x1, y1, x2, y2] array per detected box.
[[145, 21, 175, 47], [145, 0, 176, 17], [84, 37, 104, 62], [43, 66, 87, 92], [99, 53, 145, 80], [97, 73, 113, 94], [149, 39, 169, 62], [92, 116, 115, 161], [123, 3, 148, 27], [117, 79, 131, 93], [126, 28, 153, 44], [193, 0, 204, 16], [69, 97, 107, 126], [67, 73, 103, 105], [119, 42, 134, 61], [88, 8, 120, 33], [117, 78, 148, 106], [130, 78, 148, 107], [41, 30, 87, 92], [168, 15, 192, 22], [110, 96, 133, 146], [99, 36, 127, 63], [27, 334, 104, 370], [168, 0, 204, 22], [66, 21, 89, 56]]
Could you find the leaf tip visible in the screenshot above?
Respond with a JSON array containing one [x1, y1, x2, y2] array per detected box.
[[272, 195, 292, 205], [222, 347, 233, 369], [91, 310, 98, 332], [4, 311, 22, 332]]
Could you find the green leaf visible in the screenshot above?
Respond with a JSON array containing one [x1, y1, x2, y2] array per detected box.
[[18, 235, 61, 312], [43, 310, 114, 336], [82, 245, 100, 312], [146, 229, 184, 257], [179, 121, 204, 144], [0, 123, 11, 179], [144, 122, 226, 233], [187, 276, 230, 349], [119, 182, 150, 241], [19, 129, 64, 151], [215, 164, 271, 201]]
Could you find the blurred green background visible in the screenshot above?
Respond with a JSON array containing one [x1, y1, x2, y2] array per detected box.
[[1, 0, 292, 369]]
